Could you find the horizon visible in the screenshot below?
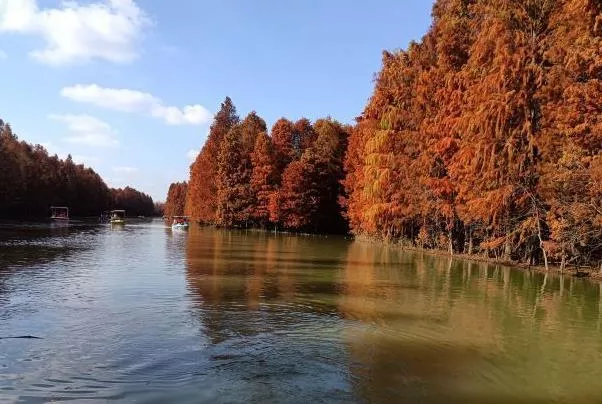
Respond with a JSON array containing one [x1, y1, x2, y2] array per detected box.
[[0, 0, 434, 201]]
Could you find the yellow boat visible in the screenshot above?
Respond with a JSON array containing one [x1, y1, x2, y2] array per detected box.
[[109, 210, 126, 225]]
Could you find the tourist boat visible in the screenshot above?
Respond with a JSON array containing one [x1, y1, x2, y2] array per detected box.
[[50, 206, 69, 221], [109, 210, 126, 225], [171, 216, 189, 230]]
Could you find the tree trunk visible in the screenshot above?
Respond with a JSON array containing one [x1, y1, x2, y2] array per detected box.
[[560, 252, 566, 273], [448, 228, 453, 256], [504, 236, 512, 261], [467, 227, 473, 255], [534, 206, 548, 271], [541, 247, 549, 272]]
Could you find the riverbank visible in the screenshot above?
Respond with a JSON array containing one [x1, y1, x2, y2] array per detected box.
[[352, 234, 602, 281], [186, 223, 602, 282]]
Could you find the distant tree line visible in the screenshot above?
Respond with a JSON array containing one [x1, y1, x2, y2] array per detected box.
[[165, 98, 350, 234], [170, 0, 602, 270], [0, 119, 156, 218], [110, 187, 155, 217]]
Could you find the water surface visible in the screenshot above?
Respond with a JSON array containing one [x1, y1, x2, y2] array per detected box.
[[1, 221, 602, 403]]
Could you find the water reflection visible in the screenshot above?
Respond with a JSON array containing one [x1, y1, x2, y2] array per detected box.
[[185, 231, 602, 403], [185, 228, 354, 401], [339, 242, 602, 403], [2, 222, 602, 402]]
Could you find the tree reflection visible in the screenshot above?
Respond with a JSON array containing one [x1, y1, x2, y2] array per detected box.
[[339, 240, 602, 402], [185, 229, 602, 402]]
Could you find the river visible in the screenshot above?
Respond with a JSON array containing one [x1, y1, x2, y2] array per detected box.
[[1, 220, 602, 403]]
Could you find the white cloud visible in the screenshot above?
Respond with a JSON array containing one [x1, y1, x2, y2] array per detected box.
[[38, 141, 65, 158], [49, 113, 119, 148], [0, 50, 6, 59], [61, 84, 212, 126], [186, 149, 198, 162], [73, 155, 100, 165], [113, 166, 138, 173], [0, 0, 150, 66], [33, 143, 97, 167]]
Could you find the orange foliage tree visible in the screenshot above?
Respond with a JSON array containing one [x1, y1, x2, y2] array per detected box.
[[0, 119, 113, 218], [164, 182, 188, 218], [343, 0, 602, 268], [277, 119, 349, 233], [186, 97, 239, 223], [176, 0, 602, 269], [250, 131, 278, 228]]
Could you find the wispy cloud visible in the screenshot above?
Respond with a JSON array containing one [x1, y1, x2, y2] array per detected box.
[[49, 114, 120, 148], [34, 142, 98, 167], [186, 149, 199, 162], [0, 0, 150, 66], [38, 141, 65, 158], [73, 155, 100, 166], [61, 84, 212, 126], [112, 166, 138, 173]]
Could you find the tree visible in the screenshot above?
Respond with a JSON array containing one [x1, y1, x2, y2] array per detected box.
[[271, 118, 297, 176], [164, 182, 188, 218], [216, 126, 251, 227], [111, 187, 155, 217], [0, 119, 115, 218], [293, 118, 317, 154], [250, 132, 278, 228], [279, 119, 349, 233], [240, 111, 267, 154], [186, 97, 239, 223]]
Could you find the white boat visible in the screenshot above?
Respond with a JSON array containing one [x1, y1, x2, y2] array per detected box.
[[171, 216, 189, 230], [50, 206, 69, 221]]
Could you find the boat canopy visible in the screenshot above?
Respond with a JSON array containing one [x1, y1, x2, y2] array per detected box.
[[50, 206, 69, 217], [173, 216, 189, 224], [110, 210, 126, 217]]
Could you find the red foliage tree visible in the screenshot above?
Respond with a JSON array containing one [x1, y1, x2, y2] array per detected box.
[[250, 131, 277, 227], [186, 97, 239, 223], [0, 119, 115, 218], [111, 187, 155, 217], [216, 126, 250, 227], [271, 118, 297, 176], [343, 0, 602, 267], [164, 182, 188, 218], [278, 119, 349, 233]]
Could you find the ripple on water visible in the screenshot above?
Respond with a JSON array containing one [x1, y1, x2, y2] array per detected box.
[[3, 223, 602, 403]]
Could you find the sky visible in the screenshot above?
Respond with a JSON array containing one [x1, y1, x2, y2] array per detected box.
[[0, 0, 434, 201]]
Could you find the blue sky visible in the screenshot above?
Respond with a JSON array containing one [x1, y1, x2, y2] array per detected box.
[[0, 0, 434, 201]]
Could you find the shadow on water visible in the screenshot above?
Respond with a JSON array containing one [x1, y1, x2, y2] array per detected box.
[[182, 227, 602, 402], [0, 221, 99, 272]]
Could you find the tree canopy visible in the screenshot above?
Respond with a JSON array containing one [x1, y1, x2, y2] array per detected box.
[[179, 0, 602, 269]]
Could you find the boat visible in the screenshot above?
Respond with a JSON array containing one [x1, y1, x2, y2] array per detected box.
[[171, 216, 189, 230], [50, 206, 69, 221], [109, 210, 126, 225]]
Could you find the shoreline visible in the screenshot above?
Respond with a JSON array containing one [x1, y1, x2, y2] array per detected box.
[[351, 234, 602, 282], [191, 224, 602, 281]]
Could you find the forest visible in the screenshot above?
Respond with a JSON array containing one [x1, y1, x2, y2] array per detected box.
[[0, 120, 156, 218], [164, 98, 350, 234], [169, 0, 602, 270]]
